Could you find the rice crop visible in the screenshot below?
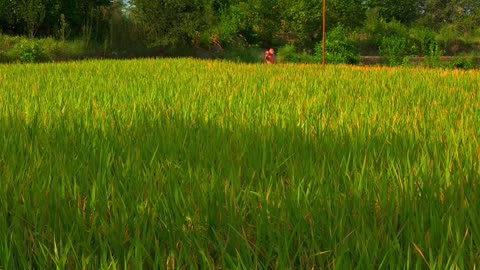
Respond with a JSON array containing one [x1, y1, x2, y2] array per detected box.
[[0, 59, 479, 269]]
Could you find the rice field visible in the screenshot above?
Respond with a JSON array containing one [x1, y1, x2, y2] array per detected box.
[[0, 59, 479, 269]]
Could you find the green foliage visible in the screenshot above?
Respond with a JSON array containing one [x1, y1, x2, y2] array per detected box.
[[314, 25, 360, 64], [20, 0, 46, 37], [401, 55, 414, 67], [366, 0, 421, 24], [379, 35, 409, 66], [131, 0, 216, 48], [318, 0, 368, 31], [448, 55, 479, 70], [277, 44, 316, 63], [209, 5, 242, 44], [0, 34, 90, 63], [0, 34, 19, 63], [408, 27, 437, 56], [417, 0, 480, 31], [363, 10, 478, 62], [279, 0, 323, 50], [436, 24, 477, 55], [364, 16, 416, 65], [0, 51, 14, 63], [276, 0, 366, 50], [217, 44, 263, 63], [206, 3, 255, 47], [57, 13, 70, 42], [277, 44, 300, 62], [104, 3, 150, 58], [366, 11, 409, 45], [1, 0, 480, 60], [246, 0, 283, 47], [14, 40, 48, 63], [0, 0, 111, 38], [424, 41, 443, 68]]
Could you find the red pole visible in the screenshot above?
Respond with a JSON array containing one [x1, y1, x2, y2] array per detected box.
[[322, 0, 326, 66]]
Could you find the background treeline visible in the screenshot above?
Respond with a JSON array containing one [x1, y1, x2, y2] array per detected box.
[[1, 0, 479, 67]]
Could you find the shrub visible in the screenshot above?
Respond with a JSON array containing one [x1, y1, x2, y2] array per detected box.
[[437, 24, 476, 55], [401, 55, 415, 67], [408, 27, 437, 56], [277, 44, 316, 63], [362, 11, 420, 60], [424, 41, 443, 68], [15, 40, 49, 63], [0, 34, 91, 63], [277, 44, 298, 62], [379, 35, 408, 66], [314, 25, 360, 64], [218, 45, 263, 63], [364, 10, 408, 46], [448, 55, 478, 70], [449, 59, 475, 70]]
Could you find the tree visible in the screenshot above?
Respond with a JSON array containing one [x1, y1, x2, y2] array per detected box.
[[417, 0, 480, 30], [0, 0, 111, 38], [328, 0, 367, 28], [20, 0, 46, 37], [58, 0, 111, 38], [0, 0, 24, 34], [131, 0, 216, 48], [279, 0, 323, 49], [366, 0, 422, 24], [278, 0, 366, 50]]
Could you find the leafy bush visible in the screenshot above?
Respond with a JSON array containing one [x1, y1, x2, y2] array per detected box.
[[408, 27, 437, 56], [437, 24, 475, 55], [15, 40, 49, 63], [0, 52, 12, 63], [362, 11, 424, 61], [401, 55, 415, 67], [448, 55, 479, 70], [366, 15, 414, 66], [218, 44, 263, 63], [314, 25, 360, 64], [424, 41, 443, 68], [277, 44, 316, 63], [364, 10, 408, 46], [277, 44, 297, 62], [379, 35, 408, 66], [0, 35, 92, 63], [449, 59, 476, 70]]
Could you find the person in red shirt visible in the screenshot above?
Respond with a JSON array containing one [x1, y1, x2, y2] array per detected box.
[[265, 48, 276, 64]]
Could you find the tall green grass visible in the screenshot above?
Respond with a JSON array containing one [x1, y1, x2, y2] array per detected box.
[[0, 34, 88, 63], [0, 59, 479, 269]]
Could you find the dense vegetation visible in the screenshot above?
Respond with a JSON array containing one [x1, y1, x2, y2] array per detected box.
[[1, 59, 479, 268], [1, 0, 479, 65]]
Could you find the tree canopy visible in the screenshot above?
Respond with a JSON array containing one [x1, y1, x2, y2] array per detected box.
[[1, 0, 479, 56]]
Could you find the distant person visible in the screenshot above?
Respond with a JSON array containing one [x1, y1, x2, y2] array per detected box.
[[265, 48, 276, 64]]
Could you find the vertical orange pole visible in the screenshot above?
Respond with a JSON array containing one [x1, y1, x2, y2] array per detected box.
[[322, 0, 326, 66]]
